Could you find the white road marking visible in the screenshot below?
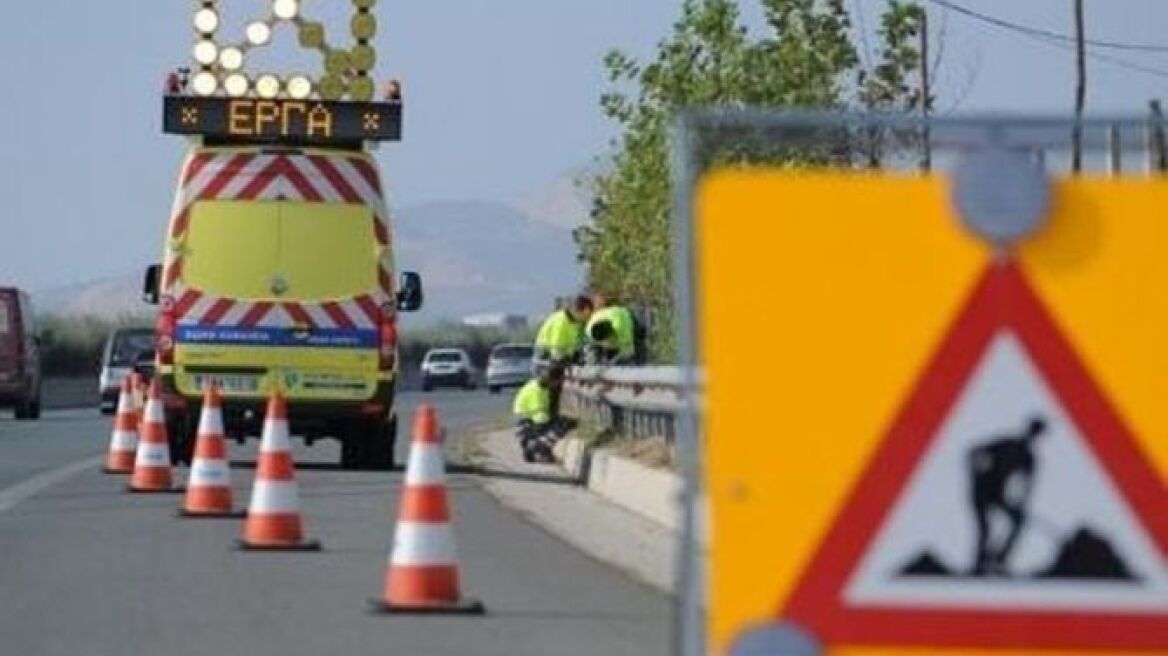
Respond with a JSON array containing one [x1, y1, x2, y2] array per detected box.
[[0, 456, 103, 515]]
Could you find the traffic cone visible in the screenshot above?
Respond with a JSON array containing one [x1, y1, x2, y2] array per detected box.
[[128, 378, 178, 493], [180, 386, 244, 518], [237, 392, 320, 551], [130, 372, 145, 414], [370, 404, 483, 614], [103, 378, 138, 474]]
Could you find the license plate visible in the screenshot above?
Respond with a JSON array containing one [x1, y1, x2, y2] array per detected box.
[[192, 374, 260, 393]]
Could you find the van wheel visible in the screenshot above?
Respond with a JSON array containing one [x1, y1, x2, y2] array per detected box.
[[363, 417, 396, 471], [167, 414, 196, 466], [340, 419, 369, 470], [488, 385, 500, 395], [13, 400, 30, 420], [28, 396, 40, 420], [340, 436, 362, 470]]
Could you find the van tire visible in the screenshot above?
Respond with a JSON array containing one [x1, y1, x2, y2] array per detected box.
[[168, 413, 197, 466], [340, 434, 361, 470], [363, 417, 396, 471], [14, 393, 38, 421]]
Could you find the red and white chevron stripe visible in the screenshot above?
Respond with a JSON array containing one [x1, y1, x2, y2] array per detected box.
[[163, 150, 394, 330]]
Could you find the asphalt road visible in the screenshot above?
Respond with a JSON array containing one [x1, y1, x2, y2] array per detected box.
[[0, 390, 670, 656]]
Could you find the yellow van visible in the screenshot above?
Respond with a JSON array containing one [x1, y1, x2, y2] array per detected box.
[[143, 145, 422, 469]]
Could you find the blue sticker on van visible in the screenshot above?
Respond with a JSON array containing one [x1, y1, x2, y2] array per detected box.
[[177, 326, 377, 349]]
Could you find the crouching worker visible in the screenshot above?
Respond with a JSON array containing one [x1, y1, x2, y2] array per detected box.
[[513, 367, 565, 463], [586, 304, 638, 365]]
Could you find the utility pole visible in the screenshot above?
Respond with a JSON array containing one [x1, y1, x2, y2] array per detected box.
[[1071, 0, 1086, 174], [920, 8, 932, 172], [1149, 99, 1167, 173]]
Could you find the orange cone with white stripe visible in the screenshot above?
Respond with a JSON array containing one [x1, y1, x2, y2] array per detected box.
[[130, 372, 145, 416], [128, 379, 177, 493], [180, 386, 243, 518], [237, 392, 320, 551], [103, 377, 139, 474], [370, 404, 483, 614]]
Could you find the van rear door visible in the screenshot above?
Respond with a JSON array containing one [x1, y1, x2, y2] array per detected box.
[[173, 198, 383, 401]]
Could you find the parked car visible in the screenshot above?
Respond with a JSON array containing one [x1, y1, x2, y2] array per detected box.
[[420, 348, 476, 391], [0, 288, 42, 420], [485, 343, 535, 394], [98, 328, 155, 414]]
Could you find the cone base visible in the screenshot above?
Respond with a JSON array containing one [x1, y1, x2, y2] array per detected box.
[[127, 486, 184, 494], [235, 538, 322, 552], [178, 509, 247, 519], [367, 597, 486, 616]]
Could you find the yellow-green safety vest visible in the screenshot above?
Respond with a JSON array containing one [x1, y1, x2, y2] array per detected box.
[[513, 379, 550, 424], [586, 306, 636, 360], [535, 309, 583, 361]]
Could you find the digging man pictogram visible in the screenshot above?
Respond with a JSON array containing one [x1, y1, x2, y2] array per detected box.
[[967, 416, 1045, 576]]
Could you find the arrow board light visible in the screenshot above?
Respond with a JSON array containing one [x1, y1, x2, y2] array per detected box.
[[780, 262, 1168, 651]]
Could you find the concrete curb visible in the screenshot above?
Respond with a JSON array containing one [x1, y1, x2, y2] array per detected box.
[[553, 437, 708, 544]]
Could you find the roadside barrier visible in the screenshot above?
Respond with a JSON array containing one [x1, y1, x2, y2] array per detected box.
[[128, 379, 178, 493], [181, 386, 243, 518], [371, 404, 484, 615], [103, 378, 139, 474], [238, 392, 320, 551], [563, 366, 700, 441]]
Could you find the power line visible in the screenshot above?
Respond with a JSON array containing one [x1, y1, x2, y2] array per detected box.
[[922, 0, 1168, 81], [924, 0, 1168, 53]]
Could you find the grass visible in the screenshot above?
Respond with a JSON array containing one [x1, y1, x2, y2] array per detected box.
[[38, 314, 152, 377]]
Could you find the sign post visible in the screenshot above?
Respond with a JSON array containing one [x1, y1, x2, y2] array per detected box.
[[674, 113, 1168, 656]]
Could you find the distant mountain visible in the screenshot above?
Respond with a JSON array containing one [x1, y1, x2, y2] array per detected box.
[[36, 200, 583, 324], [393, 200, 583, 322], [515, 172, 592, 231], [36, 274, 152, 320]]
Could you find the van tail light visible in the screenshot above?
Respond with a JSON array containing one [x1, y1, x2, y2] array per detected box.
[[156, 297, 177, 366], [379, 307, 397, 372]]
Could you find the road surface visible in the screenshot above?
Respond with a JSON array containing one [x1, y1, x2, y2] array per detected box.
[[0, 390, 670, 656]]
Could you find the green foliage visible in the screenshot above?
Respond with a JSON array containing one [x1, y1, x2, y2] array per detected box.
[[579, 0, 926, 361], [38, 314, 153, 377]]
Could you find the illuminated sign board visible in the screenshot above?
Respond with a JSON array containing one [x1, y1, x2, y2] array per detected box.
[[163, 96, 402, 145]]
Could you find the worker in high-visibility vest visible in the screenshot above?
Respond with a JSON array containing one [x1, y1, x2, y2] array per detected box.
[[586, 304, 638, 365], [512, 367, 563, 463], [534, 295, 593, 420], [535, 295, 594, 365]]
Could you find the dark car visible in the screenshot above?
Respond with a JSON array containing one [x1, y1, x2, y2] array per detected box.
[[0, 288, 43, 420], [98, 328, 155, 414]]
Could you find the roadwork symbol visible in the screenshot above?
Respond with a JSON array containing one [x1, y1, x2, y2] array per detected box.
[[780, 262, 1168, 650]]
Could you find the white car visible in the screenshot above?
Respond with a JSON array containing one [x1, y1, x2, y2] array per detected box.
[[420, 348, 476, 391], [98, 328, 155, 414], [485, 343, 535, 393]]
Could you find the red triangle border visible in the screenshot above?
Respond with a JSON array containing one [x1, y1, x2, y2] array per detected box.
[[780, 261, 1168, 650]]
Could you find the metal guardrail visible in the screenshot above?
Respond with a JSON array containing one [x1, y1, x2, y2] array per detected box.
[[562, 366, 701, 441]]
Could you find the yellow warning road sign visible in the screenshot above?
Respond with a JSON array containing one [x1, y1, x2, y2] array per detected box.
[[696, 172, 1168, 655]]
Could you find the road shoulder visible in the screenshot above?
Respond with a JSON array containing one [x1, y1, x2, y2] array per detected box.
[[463, 429, 679, 594]]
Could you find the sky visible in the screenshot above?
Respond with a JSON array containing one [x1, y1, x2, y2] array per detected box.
[[3, 0, 1168, 291]]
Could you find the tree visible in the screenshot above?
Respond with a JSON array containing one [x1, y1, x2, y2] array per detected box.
[[578, 0, 927, 361]]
